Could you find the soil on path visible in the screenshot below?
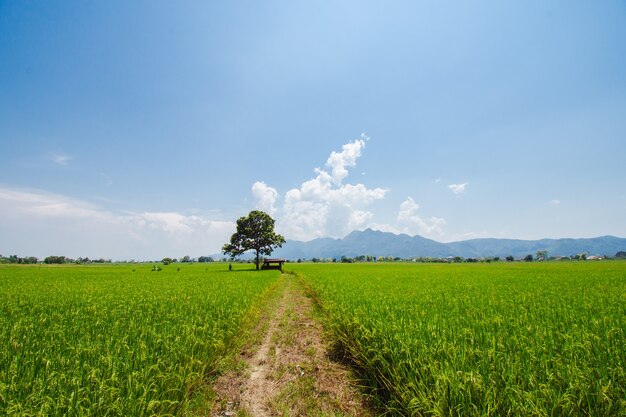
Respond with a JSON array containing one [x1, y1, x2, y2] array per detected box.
[[211, 274, 372, 417]]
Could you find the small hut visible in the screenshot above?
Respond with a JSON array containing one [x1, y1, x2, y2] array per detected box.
[[261, 258, 285, 271]]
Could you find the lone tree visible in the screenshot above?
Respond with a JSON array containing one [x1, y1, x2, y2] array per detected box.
[[222, 210, 286, 270]]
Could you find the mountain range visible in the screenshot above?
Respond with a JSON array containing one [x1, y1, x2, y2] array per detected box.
[[270, 229, 626, 260]]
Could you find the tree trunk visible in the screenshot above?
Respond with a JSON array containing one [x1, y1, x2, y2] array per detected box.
[[255, 250, 260, 270]]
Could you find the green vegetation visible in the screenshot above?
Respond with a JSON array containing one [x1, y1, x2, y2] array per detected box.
[[293, 262, 626, 416], [0, 263, 280, 416], [3, 260, 625, 416], [222, 210, 285, 270]]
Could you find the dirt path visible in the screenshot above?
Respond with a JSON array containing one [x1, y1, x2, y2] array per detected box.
[[211, 274, 372, 417]]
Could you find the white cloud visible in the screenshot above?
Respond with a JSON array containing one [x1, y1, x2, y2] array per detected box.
[[0, 187, 108, 220], [398, 197, 420, 219], [448, 183, 468, 196], [548, 199, 561, 205], [49, 152, 73, 166], [136, 212, 197, 234], [396, 197, 446, 236], [0, 186, 234, 260], [254, 137, 388, 241], [279, 168, 387, 240], [448, 230, 491, 241], [326, 138, 365, 185], [252, 181, 279, 215]]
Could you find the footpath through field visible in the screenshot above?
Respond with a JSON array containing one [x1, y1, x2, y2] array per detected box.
[[211, 274, 372, 416]]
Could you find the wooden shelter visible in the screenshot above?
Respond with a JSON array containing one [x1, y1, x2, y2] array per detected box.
[[261, 258, 285, 271]]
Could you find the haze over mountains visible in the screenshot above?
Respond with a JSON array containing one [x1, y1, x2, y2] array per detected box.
[[272, 229, 626, 260]]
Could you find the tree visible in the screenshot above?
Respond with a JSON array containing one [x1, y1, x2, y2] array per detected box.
[[222, 210, 285, 270], [44, 255, 66, 264], [23, 256, 38, 264], [524, 254, 534, 262]]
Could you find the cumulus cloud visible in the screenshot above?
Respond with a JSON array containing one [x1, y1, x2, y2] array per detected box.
[[252, 181, 279, 215], [396, 197, 446, 236], [254, 136, 387, 241], [136, 212, 198, 234], [448, 183, 468, 196], [326, 137, 365, 185], [0, 186, 234, 260]]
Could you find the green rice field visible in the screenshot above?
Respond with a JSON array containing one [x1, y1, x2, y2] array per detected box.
[[0, 263, 280, 416], [1, 261, 625, 416], [293, 262, 626, 416]]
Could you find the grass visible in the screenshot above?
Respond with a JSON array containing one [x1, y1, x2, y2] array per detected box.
[[293, 261, 626, 416], [2, 261, 624, 416], [0, 263, 280, 416]]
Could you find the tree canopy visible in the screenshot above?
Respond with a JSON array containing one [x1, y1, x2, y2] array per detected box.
[[222, 210, 285, 270]]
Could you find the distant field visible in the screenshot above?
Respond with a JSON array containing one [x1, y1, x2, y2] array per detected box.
[[0, 263, 280, 416], [292, 262, 626, 416]]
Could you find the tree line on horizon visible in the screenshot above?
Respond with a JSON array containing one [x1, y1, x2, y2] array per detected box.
[[2, 250, 626, 266], [0, 255, 220, 265], [289, 250, 626, 264], [0, 255, 113, 264]]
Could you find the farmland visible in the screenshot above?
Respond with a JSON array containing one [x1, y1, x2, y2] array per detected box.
[[292, 262, 626, 416], [0, 263, 280, 416], [1, 261, 625, 416]]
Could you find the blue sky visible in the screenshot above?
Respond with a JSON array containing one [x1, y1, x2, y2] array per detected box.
[[1, 1, 625, 260]]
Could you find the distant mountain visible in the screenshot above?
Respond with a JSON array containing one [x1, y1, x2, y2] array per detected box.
[[272, 229, 626, 259]]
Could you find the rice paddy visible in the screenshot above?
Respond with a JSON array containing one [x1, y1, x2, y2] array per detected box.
[[293, 262, 626, 416], [1, 261, 624, 416], [0, 263, 280, 416]]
